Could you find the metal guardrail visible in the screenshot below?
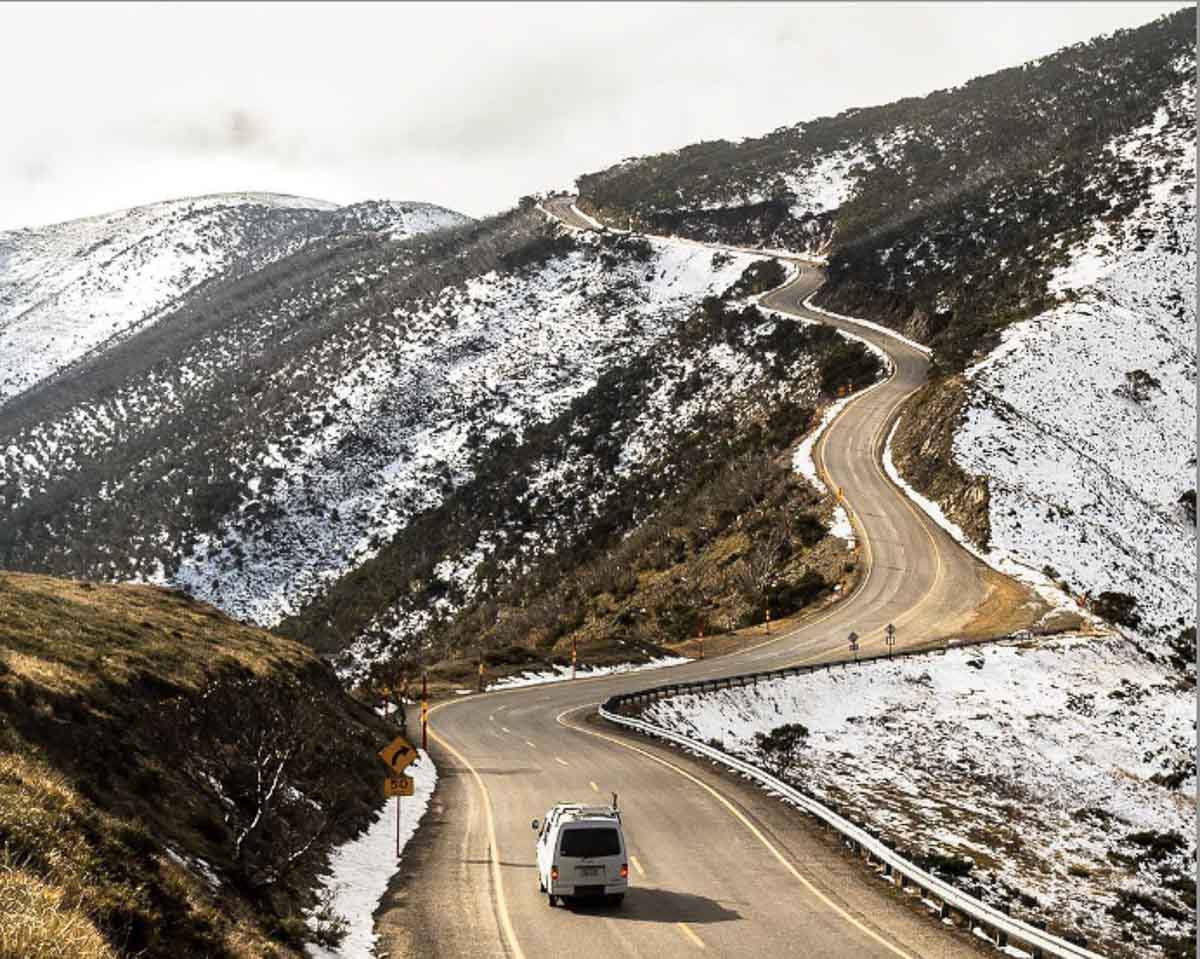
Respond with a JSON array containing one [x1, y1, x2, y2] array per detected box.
[[599, 644, 1106, 959]]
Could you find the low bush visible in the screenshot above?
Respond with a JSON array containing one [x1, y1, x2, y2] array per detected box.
[[1091, 591, 1141, 629]]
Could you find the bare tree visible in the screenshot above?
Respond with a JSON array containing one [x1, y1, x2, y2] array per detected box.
[[731, 523, 790, 608], [161, 676, 350, 890]]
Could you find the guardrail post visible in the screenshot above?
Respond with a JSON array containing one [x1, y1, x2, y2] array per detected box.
[[1030, 920, 1045, 959], [994, 928, 1007, 948]]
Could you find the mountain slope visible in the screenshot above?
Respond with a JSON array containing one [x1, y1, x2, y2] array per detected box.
[[0, 571, 392, 958], [577, 8, 1192, 367], [890, 72, 1195, 653], [0, 196, 882, 683], [0, 193, 468, 406]]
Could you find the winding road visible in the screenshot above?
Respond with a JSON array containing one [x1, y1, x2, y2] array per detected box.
[[377, 197, 1045, 959]]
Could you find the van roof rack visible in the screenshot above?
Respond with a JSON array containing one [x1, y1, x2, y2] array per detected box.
[[551, 801, 621, 821]]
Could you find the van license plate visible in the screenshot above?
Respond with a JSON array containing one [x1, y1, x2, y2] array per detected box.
[[577, 866, 601, 876]]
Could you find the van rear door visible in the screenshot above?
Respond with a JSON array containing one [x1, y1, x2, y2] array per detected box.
[[558, 825, 623, 888]]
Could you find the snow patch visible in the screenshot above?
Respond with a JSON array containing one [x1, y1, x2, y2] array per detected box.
[[305, 751, 437, 959], [489, 655, 690, 691]]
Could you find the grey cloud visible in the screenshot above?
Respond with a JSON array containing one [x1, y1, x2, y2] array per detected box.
[[0, 1, 1186, 230]]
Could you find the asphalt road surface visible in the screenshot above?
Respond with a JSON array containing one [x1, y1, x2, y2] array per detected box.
[[379, 197, 1043, 959]]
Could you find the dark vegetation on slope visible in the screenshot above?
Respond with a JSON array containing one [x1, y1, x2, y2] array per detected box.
[[578, 10, 1192, 367], [0, 207, 562, 582], [0, 197, 469, 410], [277, 260, 881, 683], [0, 572, 391, 958]]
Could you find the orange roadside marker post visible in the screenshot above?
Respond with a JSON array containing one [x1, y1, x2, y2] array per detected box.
[[421, 673, 429, 751]]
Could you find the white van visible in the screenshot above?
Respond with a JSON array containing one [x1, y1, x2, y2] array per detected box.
[[531, 800, 629, 907]]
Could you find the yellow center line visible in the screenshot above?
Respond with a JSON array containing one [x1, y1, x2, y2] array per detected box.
[[630, 855, 645, 876], [557, 705, 918, 959], [589, 780, 599, 792], [676, 923, 706, 950], [525, 740, 537, 749], [500, 726, 511, 733], [555, 756, 569, 766]]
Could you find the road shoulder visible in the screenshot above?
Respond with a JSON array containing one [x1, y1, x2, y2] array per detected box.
[[575, 709, 994, 959]]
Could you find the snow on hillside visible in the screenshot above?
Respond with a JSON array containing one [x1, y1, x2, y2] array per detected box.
[[171, 235, 758, 626], [956, 79, 1196, 643], [681, 131, 902, 220], [0, 193, 468, 406], [330, 199, 467, 241], [782, 136, 893, 218], [338, 255, 877, 679], [645, 636, 1194, 958]]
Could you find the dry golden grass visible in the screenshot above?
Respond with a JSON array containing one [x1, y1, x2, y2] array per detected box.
[[0, 571, 316, 698], [0, 571, 372, 957], [0, 857, 115, 959]]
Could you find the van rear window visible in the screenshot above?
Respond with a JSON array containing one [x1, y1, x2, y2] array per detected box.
[[559, 827, 620, 857]]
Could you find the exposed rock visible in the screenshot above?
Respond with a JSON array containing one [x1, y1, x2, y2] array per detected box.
[[888, 376, 991, 550]]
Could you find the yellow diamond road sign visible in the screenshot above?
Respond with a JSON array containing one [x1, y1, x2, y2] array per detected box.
[[385, 774, 415, 798], [379, 735, 418, 773]]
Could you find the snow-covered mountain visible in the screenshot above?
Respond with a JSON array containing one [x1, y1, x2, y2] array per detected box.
[[0, 193, 468, 405], [880, 74, 1195, 655], [2, 200, 876, 680], [171, 233, 762, 627], [1, 10, 1190, 688], [578, 10, 1192, 368], [953, 77, 1195, 647]]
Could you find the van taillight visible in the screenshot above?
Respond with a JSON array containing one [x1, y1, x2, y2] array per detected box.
[[619, 864, 628, 878], [551, 866, 558, 880]]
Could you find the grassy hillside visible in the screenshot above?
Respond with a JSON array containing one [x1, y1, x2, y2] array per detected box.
[[577, 9, 1192, 367], [0, 572, 392, 958]]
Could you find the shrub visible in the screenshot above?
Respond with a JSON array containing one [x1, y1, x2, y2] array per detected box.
[[819, 342, 883, 395], [1113, 369, 1163, 403], [754, 722, 809, 775], [1091, 591, 1141, 629], [1178, 489, 1196, 525], [913, 850, 974, 879], [308, 886, 349, 949], [792, 512, 826, 547]]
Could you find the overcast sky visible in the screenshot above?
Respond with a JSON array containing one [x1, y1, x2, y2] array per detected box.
[[0, 1, 1185, 230]]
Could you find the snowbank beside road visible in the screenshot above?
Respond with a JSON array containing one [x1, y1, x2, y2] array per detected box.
[[800, 291, 932, 356], [882, 422, 1078, 622], [305, 751, 437, 959], [644, 638, 1194, 958], [489, 655, 689, 690]]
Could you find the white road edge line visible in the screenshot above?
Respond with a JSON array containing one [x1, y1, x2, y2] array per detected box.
[[556, 705, 918, 959]]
